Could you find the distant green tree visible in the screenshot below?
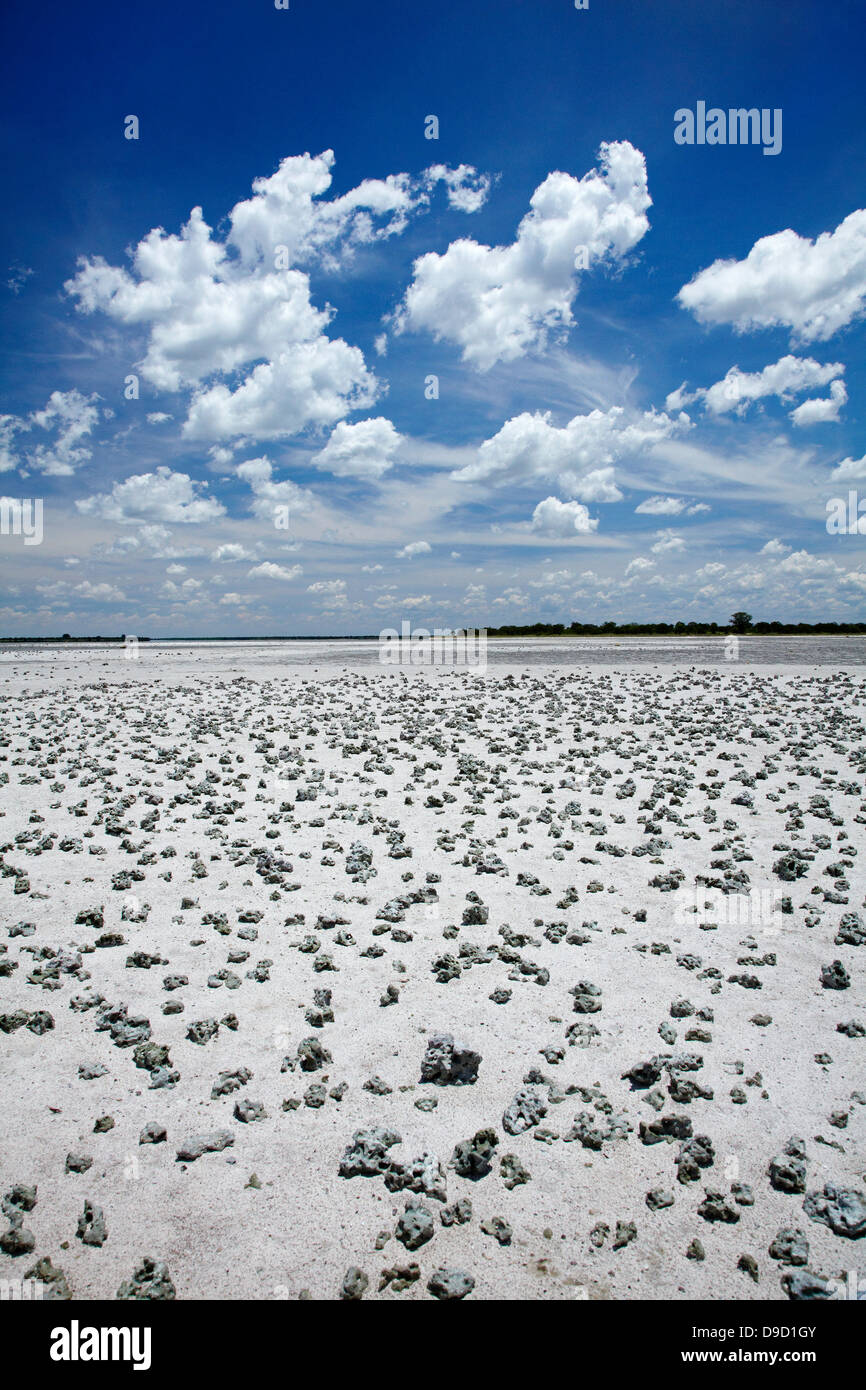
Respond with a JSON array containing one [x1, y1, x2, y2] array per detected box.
[[729, 611, 753, 633]]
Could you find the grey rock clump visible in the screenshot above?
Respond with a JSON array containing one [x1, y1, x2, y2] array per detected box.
[[296, 1037, 332, 1072], [76, 1200, 108, 1247], [640, 1114, 693, 1145], [668, 1075, 714, 1103], [378, 1263, 419, 1292], [432, 953, 461, 984], [65, 1153, 93, 1174], [0, 1221, 35, 1255], [676, 1135, 715, 1183], [570, 981, 602, 1014], [26, 1011, 54, 1036], [480, 1216, 512, 1245], [133, 1041, 172, 1073], [234, 1098, 267, 1123], [175, 1130, 234, 1161], [500, 1154, 530, 1189], [452, 1128, 498, 1179], [363, 1075, 392, 1095], [211, 1068, 252, 1098], [0, 1011, 29, 1034], [781, 1269, 835, 1300], [621, 1058, 664, 1089], [502, 1087, 548, 1136], [427, 1267, 475, 1300], [147, 1064, 180, 1090], [24, 1256, 71, 1299], [768, 1137, 808, 1194], [670, 999, 694, 1018], [396, 1200, 435, 1250], [769, 1228, 809, 1265], [820, 960, 851, 990], [2, 1184, 36, 1216], [185, 1018, 219, 1045], [75, 906, 104, 928], [613, 1220, 637, 1249], [835, 912, 865, 946], [420, 1033, 481, 1086], [802, 1183, 866, 1238], [96, 1002, 149, 1048], [384, 1153, 447, 1202], [698, 1190, 740, 1224], [646, 1189, 675, 1210], [139, 1122, 166, 1145], [340, 1267, 368, 1300], [440, 1198, 472, 1226], [773, 851, 810, 882], [462, 902, 488, 925], [345, 842, 373, 877], [565, 1110, 632, 1150], [117, 1257, 176, 1300], [339, 1128, 401, 1178]]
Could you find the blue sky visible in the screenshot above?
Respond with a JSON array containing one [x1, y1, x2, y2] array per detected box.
[[1, 0, 865, 635]]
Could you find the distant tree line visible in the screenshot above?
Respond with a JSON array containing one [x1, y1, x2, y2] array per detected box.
[[485, 613, 866, 637], [2, 614, 865, 642], [0, 634, 152, 644]]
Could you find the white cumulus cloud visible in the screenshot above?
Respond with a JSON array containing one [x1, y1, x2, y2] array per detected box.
[[831, 454, 866, 481], [64, 150, 493, 446], [635, 495, 686, 515], [235, 456, 314, 521], [530, 496, 598, 536], [677, 209, 866, 342], [395, 141, 651, 370], [761, 539, 791, 555], [65, 158, 382, 443], [667, 355, 846, 418], [212, 543, 257, 562], [183, 338, 377, 443], [454, 405, 681, 496], [651, 530, 686, 554], [247, 561, 302, 582], [11, 389, 101, 476], [625, 556, 655, 575], [424, 164, 492, 214], [396, 540, 432, 559], [311, 417, 403, 480], [307, 579, 346, 594], [790, 379, 847, 426], [76, 466, 225, 525], [0, 415, 24, 472]]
